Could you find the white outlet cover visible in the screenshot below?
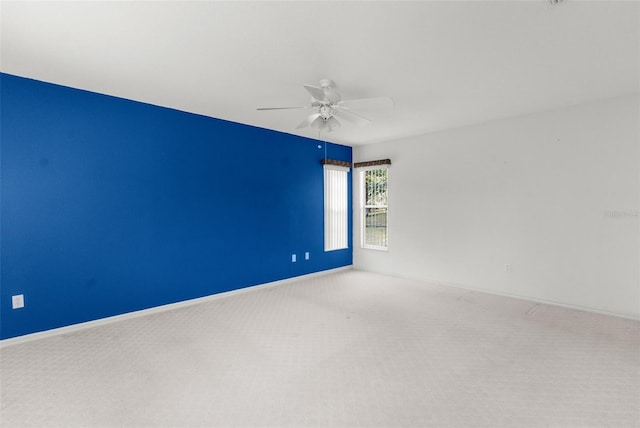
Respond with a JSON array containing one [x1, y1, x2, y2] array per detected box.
[[292, 254, 297, 263], [12, 294, 25, 309], [305, 252, 310, 260]]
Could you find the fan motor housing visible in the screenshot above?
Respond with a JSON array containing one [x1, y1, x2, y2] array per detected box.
[[319, 105, 335, 119]]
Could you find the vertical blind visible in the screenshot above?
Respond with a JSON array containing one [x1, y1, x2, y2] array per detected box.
[[324, 165, 349, 251]]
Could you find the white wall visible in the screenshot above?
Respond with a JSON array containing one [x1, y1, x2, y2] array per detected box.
[[353, 95, 640, 319]]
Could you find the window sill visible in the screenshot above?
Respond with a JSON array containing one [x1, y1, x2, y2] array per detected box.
[[361, 245, 388, 252]]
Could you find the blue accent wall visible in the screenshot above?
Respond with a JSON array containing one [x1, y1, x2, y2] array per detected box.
[[0, 73, 352, 340]]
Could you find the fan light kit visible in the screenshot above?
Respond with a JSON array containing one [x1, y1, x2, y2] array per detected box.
[[257, 78, 393, 133]]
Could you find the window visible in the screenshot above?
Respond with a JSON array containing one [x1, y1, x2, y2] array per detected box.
[[361, 167, 388, 249], [324, 165, 349, 251]]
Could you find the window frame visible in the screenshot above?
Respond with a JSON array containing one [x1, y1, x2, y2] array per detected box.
[[360, 165, 389, 251]]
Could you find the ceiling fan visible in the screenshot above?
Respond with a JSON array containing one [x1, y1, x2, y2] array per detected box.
[[257, 78, 393, 133]]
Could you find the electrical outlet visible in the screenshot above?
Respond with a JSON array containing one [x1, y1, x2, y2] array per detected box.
[[12, 294, 25, 309], [305, 252, 310, 260], [504, 264, 512, 273], [291, 254, 297, 263]]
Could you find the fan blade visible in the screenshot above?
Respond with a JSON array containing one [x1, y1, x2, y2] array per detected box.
[[327, 116, 341, 132], [257, 106, 309, 111], [334, 107, 371, 126], [338, 97, 394, 110], [303, 85, 328, 102], [296, 113, 322, 129]]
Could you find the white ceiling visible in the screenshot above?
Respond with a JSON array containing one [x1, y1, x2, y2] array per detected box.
[[2, 1, 639, 146]]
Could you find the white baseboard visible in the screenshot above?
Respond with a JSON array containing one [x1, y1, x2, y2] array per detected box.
[[433, 279, 640, 321], [0, 266, 352, 349], [352, 267, 640, 322]]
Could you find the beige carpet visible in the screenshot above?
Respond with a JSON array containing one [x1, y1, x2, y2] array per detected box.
[[1, 269, 638, 427]]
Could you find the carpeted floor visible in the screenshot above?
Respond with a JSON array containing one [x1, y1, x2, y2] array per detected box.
[[1, 269, 639, 427]]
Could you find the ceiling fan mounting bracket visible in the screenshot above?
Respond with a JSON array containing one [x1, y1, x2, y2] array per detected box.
[[319, 78, 335, 89]]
